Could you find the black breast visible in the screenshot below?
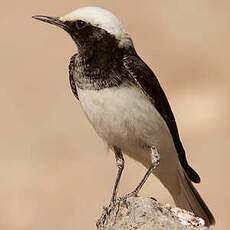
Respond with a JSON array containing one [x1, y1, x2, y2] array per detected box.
[[69, 25, 136, 90]]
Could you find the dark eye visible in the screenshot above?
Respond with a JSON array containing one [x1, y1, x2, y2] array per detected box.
[[76, 20, 86, 29]]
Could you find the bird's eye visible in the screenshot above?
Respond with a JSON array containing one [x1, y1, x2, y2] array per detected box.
[[76, 20, 86, 29]]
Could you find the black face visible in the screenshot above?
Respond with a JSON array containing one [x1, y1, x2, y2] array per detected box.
[[32, 15, 121, 61], [64, 20, 119, 59]]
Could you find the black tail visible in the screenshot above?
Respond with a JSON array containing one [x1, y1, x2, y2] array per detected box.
[[174, 166, 215, 226]]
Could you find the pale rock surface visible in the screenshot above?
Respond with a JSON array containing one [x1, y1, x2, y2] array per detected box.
[[97, 197, 210, 230]]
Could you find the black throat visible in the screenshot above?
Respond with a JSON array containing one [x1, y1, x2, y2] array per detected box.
[[68, 24, 136, 90]]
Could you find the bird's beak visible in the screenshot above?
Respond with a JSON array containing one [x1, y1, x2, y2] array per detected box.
[[32, 15, 70, 31]]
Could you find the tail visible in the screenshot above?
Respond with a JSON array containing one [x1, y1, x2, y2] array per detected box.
[[173, 166, 215, 226]]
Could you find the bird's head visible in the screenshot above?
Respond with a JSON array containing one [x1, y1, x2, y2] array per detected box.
[[33, 7, 133, 57]]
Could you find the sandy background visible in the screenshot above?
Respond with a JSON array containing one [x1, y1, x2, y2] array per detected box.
[[1, 0, 229, 229]]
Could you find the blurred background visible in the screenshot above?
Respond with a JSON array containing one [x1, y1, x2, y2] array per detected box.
[[1, 0, 229, 229]]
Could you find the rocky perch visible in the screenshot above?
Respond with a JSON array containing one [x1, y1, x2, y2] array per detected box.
[[97, 197, 210, 230]]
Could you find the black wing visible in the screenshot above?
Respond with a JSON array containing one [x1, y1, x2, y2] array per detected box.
[[69, 54, 79, 100], [123, 55, 200, 183]]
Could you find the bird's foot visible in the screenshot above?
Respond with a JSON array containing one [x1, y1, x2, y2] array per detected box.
[[120, 190, 139, 201], [103, 200, 116, 216]]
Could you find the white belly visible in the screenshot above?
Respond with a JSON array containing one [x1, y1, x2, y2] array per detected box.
[[78, 85, 177, 166]]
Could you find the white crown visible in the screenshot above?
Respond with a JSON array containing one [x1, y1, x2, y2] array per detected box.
[[60, 6, 132, 47]]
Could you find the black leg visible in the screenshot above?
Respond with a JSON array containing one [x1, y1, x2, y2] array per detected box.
[[111, 146, 124, 203], [124, 146, 160, 198]]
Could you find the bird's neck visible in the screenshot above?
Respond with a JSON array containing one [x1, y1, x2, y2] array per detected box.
[[77, 35, 136, 68], [74, 46, 136, 90]]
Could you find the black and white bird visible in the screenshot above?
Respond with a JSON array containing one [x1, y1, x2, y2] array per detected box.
[[33, 6, 215, 226]]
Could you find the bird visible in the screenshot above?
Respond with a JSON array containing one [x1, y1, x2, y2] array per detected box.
[[32, 6, 215, 226]]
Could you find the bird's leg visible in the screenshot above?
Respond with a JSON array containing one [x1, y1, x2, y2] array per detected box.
[[123, 146, 160, 198], [110, 146, 124, 203]]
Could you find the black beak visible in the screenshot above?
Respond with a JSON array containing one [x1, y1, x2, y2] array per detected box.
[[32, 15, 70, 31]]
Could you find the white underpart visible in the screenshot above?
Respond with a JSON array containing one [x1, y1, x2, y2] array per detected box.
[[78, 85, 180, 193], [60, 6, 132, 47]]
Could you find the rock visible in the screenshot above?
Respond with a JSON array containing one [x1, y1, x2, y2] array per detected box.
[[96, 197, 210, 230]]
